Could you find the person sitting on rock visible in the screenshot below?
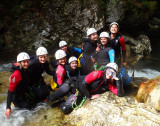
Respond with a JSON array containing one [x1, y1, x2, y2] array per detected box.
[[80, 28, 98, 74], [51, 49, 67, 88], [59, 40, 82, 62], [48, 63, 124, 114], [108, 22, 126, 68], [94, 31, 115, 71], [48, 56, 85, 112], [29, 47, 53, 103], [5, 52, 32, 118]]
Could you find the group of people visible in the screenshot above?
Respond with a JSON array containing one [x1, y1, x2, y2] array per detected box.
[[5, 22, 127, 117]]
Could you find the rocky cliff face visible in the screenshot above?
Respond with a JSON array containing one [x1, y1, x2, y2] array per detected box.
[[0, 0, 158, 58]]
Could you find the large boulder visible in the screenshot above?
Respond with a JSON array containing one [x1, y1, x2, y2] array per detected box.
[[136, 75, 160, 111]]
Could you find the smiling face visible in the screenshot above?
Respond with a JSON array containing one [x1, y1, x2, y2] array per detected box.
[[110, 24, 119, 34], [58, 57, 66, 66], [20, 59, 29, 69], [70, 61, 78, 70], [100, 37, 108, 45], [38, 54, 47, 63], [89, 32, 98, 42]]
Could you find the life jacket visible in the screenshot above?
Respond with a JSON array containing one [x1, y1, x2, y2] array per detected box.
[[96, 45, 114, 66]]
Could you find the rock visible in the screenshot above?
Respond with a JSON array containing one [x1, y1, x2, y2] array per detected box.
[[136, 75, 160, 111], [124, 34, 152, 61]]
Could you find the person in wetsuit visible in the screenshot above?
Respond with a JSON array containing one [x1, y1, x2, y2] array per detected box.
[[48, 56, 85, 114], [108, 22, 126, 68], [94, 32, 115, 70], [29, 47, 53, 103], [5, 52, 32, 118], [80, 28, 98, 74], [48, 63, 124, 114], [59, 40, 82, 62], [51, 49, 67, 88]]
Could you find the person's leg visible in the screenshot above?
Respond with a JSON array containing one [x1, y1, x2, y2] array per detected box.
[[60, 94, 74, 114], [48, 82, 71, 102]]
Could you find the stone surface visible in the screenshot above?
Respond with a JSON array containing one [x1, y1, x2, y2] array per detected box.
[[136, 75, 160, 111]]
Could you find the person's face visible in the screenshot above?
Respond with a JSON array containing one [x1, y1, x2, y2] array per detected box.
[[110, 24, 119, 34], [105, 68, 116, 79], [59, 57, 66, 66], [70, 61, 78, 70], [38, 55, 47, 63], [89, 32, 98, 42], [100, 37, 108, 45], [61, 45, 68, 53], [20, 59, 29, 69]]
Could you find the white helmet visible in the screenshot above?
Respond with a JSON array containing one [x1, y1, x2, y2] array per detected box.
[[99, 32, 110, 38], [36, 47, 48, 56], [87, 28, 97, 36], [110, 22, 119, 29], [59, 41, 67, 48], [55, 49, 66, 60], [105, 63, 118, 72], [17, 52, 30, 62], [68, 56, 78, 64]]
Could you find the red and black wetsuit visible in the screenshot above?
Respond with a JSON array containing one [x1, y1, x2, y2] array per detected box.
[[79, 71, 124, 98], [6, 66, 32, 109], [80, 38, 98, 74], [108, 32, 126, 67]]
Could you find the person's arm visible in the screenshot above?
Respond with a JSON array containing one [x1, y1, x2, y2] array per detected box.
[[5, 71, 21, 118], [74, 47, 82, 53], [108, 49, 115, 63], [44, 61, 54, 75], [119, 37, 126, 63]]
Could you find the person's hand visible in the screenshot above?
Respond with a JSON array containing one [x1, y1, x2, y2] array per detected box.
[[5, 108, 12, 118], [96, 44, 101, 52], [90, 94, 100, 100], [123, 62, 127, 66], [91, 57, 95, 63]]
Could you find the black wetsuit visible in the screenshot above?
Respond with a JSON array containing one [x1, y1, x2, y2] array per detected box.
[[80, 38, 97, 74], [29, 55, 53, 103]]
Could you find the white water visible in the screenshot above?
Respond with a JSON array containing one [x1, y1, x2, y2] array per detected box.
[[0, 63, 12, 71], [128, 68, 160, 79], [0, 101, 49, 126]]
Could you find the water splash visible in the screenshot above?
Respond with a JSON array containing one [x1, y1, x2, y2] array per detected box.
[[128, 68, 160, 79], [0, 63, 12, 72], [0, 101, 49, 126]]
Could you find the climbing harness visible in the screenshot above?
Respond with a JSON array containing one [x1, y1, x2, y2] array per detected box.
[[71, 90, 86, 109]]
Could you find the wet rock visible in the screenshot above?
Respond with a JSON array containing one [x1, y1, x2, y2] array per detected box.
[[124, 34, 152, 61], [136, 75, 160, 111]]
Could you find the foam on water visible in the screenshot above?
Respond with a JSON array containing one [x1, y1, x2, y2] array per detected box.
[[0, 101, 49, 126], [128, 68, 160, 79]]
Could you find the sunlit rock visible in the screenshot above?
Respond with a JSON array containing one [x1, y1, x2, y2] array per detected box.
[[136, 75, 160, 111]]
